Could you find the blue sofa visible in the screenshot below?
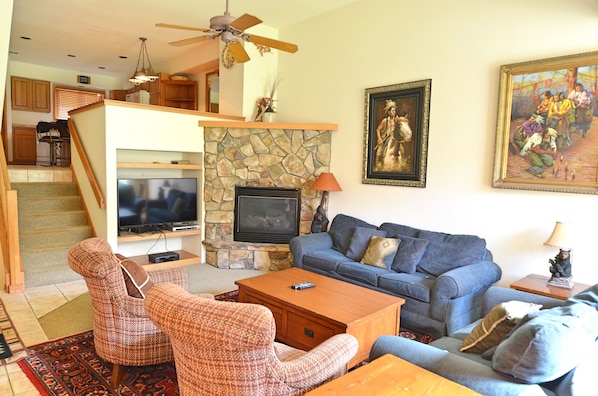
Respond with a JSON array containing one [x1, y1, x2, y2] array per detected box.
[[289, 214, 502, 338], [370, 285, 598, 395]]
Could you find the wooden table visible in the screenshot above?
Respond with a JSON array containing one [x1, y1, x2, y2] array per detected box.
[[235, 268, 405, 368], [510, 274, 591, 300], [306, 353, 481, 395]]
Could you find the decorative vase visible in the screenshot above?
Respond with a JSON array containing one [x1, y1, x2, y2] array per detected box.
[[263, 107, 276, 122]]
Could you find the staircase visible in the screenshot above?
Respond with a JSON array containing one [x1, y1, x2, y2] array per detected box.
[[13, 182, 93, 288]]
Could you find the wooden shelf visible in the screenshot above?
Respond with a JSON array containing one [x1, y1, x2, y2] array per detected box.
[[198, 121, 338, 131], [118, 229, 201, 243], [117, 162, 202, 170], [127, 249, 200, 271]]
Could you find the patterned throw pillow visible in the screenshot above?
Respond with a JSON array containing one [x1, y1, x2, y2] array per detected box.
[[360, 236, 399, 269], [345, 227, 387, 261], [460, 300, 542, 353], [115, 254, 154, 299]]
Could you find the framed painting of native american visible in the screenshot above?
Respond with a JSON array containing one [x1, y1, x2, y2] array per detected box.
[[493, 51, 598, 195], [363, 79, 431, 187]]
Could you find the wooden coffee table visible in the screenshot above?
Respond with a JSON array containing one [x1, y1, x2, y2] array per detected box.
[[235, 267, 405, 367], [306, 353, 481, 395]]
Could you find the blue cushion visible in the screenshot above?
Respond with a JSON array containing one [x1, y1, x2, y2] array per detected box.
[[417, 230, 487, 276], [379, 222, 421, 238], [345, 227, 387, 261], [391, 235, 429, 273], [303, 250, 353, 272], [328, 214, 377, 253], [565, 283, 598, 309], [492, 303, 598, 384], [378, 272, 433, 302], [336, 262, 392, 287]]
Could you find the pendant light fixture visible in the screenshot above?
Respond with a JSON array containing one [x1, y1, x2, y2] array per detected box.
[[129, 37, 159, 85]]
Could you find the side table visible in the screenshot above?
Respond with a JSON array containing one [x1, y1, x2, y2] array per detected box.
[[510, 274, 591, 300], [306, 353, 481, 395]]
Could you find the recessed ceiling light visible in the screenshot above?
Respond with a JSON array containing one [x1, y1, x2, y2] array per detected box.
[[20, 36, 31, 40]]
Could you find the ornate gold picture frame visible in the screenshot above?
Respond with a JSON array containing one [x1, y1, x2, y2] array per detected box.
[[363, 79, 431, 187], [493, 51, 598, 195]]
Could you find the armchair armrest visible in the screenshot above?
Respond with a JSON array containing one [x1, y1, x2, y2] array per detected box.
[[280, 334, 358, 389], [148, 267, 189, 290], [289, 233, 334, 268]]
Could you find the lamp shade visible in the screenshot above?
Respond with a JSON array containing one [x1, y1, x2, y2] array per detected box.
[[312, 172, 342, 192], [544, 221, 572, 250]]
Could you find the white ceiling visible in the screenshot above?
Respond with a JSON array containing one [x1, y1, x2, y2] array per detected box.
[[9, 0, 360, 80]]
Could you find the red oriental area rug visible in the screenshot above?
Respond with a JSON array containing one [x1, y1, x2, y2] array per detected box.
[[17, 289, 434, 395]]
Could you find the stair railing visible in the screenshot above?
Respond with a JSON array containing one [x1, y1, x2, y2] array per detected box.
[[67, 118, 105, 209], [0, 137, 25, 293]]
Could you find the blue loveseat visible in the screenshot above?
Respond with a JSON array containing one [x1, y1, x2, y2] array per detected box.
[[289, 214, 502, 338], [370, 285, 598, 395]]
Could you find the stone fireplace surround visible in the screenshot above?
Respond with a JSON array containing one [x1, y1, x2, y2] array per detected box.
[[200, 121, 337, 271]]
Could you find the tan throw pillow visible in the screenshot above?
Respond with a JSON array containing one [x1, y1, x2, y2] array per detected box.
[[360, 236, 399, 269], [115, 254, 154, 299], [460, 300, 542, 353]]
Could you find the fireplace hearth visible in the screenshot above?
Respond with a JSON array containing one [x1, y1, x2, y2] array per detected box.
[[234, 186, 301, 244]]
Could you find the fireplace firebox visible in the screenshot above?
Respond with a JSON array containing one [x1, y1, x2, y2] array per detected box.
[[234, 186, 301, 244]]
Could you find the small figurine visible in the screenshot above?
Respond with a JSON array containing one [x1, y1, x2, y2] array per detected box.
[[310, 205, 329, 234], [548, 249, 572, 280]]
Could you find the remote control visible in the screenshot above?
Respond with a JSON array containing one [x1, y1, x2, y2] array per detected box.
[[291, 282, 316, 290]]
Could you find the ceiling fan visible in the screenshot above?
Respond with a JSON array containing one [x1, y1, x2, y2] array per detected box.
[[156, 0, 298, 65]]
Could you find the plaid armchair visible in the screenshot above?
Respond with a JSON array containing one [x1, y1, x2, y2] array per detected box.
[[67, 238, 194, 389], [146, 283, 359, 396]]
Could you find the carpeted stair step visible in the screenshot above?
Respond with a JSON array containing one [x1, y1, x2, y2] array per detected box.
[[18, 195, 82, 213], [19, 226, 92, 249], [24, 262, 83, 288], [18, 210, 88, 230], [12, 182, 78, 198]]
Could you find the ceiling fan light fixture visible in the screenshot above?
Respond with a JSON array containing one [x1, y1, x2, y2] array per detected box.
[[129, 37, 158, 85]]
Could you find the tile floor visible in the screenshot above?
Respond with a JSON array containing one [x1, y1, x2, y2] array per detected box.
[[0, 279, 89, 396]]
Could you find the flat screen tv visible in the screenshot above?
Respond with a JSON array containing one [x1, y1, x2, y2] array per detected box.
[[117, 177, 198, 232]]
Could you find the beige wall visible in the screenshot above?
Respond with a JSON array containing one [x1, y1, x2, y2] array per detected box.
[[278, 0, 598, 286]]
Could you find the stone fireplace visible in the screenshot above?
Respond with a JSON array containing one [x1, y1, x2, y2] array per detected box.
[[200, 121, 337, 270]]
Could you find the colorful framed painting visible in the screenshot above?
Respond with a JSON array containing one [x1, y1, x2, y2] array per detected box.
[[363, 79, 431, 187], [493, 51, 598, 195]]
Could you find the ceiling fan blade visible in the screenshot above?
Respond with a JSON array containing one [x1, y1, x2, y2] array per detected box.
[[227, 42, 250, 63], [168, 35, 214, 47], [229, 14, 262, 31], [247, 35, 298, 53], [155, 23, 211, 32]]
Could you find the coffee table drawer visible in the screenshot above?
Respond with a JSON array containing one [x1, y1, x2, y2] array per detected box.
[[286, 311, 340, 349]]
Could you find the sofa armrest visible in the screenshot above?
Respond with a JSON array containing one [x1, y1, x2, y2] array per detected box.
[[289, 233, 334, 268], [433, 260, 502, 301], [481, 286, 563, 316], [370, 336, 546, 396]]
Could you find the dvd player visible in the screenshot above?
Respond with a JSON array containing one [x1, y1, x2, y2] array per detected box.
[[148, 251, 180, 263], [168, 224, 200, 232]]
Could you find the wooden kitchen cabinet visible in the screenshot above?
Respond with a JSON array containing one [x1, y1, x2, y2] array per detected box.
[[12, 125, 37, 165], [11, 77, 51, 113]]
